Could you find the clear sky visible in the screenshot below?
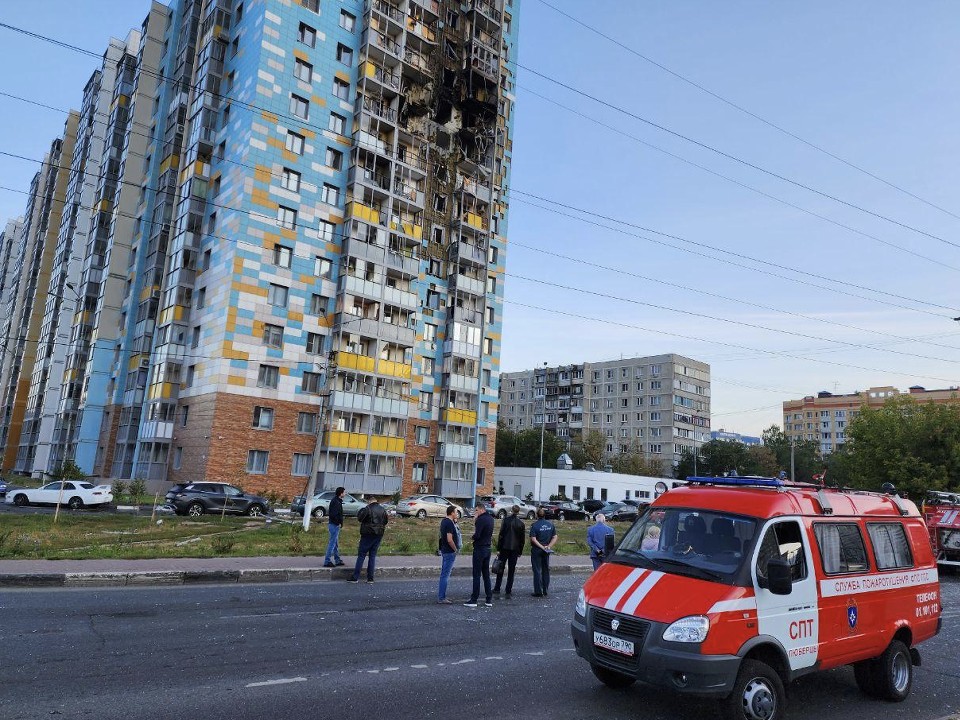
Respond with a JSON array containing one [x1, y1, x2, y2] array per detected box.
[[1, 1, 959, 437]]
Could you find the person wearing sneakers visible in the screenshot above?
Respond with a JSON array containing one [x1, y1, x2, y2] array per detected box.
[[492, 505, 525, 598], [323, 487, 346, 568], [437, 505, 462, 604], [464, 502, 494, 608], [348, 496, 388, 584]]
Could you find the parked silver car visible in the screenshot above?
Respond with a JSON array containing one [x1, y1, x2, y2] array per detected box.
[[480, 495, 537, 520], [291, 491, 366, 519], [396, 495, 463, 519]]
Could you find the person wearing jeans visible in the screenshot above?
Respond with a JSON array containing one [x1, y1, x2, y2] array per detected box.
[[464, 503, 494, 607], [349, 496, 388, 583], [437, 505, 461, 604], [529, 508, 557, 597], [323, 487, 345, 567]]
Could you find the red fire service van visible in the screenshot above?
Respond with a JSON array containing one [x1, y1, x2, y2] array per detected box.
[[571, 476, 942, 720]]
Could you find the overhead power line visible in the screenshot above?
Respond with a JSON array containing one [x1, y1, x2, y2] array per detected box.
[[534, 0, 960, 223]]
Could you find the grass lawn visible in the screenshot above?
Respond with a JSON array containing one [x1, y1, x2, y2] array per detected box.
[[0, 512, 600, 561]]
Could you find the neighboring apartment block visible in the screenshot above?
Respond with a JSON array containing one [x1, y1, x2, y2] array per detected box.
[[783, 385, 960, 455], [0, 0, 518, 502], [498, 354, 711, 473]]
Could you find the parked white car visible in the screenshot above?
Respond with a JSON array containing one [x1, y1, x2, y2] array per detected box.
[[6, 481, 113, 510]]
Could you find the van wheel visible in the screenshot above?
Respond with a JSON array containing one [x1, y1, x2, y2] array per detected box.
[[853, 659, 880, 697], [721, 659, 784, 720], [873, 640, 912, 702], [590, 664, 635, 689]]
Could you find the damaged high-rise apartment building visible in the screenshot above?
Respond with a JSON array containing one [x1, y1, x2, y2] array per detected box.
[[0, 0, 519, 502]]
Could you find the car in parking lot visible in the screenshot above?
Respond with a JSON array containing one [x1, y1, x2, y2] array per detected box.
[[396, 494, 463, 519], [164, 482, 270, 517], [539, 501, 588, 521], [291, 490, 366, 519], [0, 478, 7, 497], [480, 495, 537, 520], [6, 480, 113, 510]]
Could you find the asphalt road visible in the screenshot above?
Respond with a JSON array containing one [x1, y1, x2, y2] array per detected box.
[[2, 575, 958, 720]]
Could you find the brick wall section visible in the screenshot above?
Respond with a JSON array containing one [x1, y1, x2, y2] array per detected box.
[[170, 391, 321, 502], [94, 405, 121, 478]]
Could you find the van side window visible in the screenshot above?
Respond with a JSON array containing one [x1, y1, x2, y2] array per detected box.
[[756, 521, 807, 582], [813, 523, 869, 574], [867, 523, 913, 570]]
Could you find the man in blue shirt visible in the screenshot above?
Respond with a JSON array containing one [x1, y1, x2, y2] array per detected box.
[[464, 503, 494, 607], [586, 513, 615, 570], [529, 508, 557, 597]]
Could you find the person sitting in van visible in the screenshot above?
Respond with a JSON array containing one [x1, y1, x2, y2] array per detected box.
[[641, 525, 660, 551]]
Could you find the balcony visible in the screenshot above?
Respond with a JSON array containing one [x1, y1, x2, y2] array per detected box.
[[402, 46, 432, 78], [442, 407, 478, 426], [335, 313, 381, 338], [409, 0, 440, 16], [448, 272, 485, 297], [330, 390, 409, 417], [405, 16, 437, 43], [362, 60, 401, 93], [359, 96, 397, 123], [384, 247, 420, 276], [451, 241, 486, 267], [443, 339, 481, 358], [342, 235, 386, 265], [370, 435, 405, 453], [378, 358, 412, 379], [347, 200, 387, 227], [445, 373, 478, 392], [382, 284, 418, 309], [319, 471, 402, 496], [469, 0, 502, 24], [460, 176, 492, 203], [336, 351, 377, 374], [393, 179, 425, 207], [451, 305, 483, 325], [369, 0, 404, 26], [378, 320, 416, 346], [435, 478, 474, 499], [350, 164, 391, 193], [365, 29, 401, 60], [437, 442, 475, 461]]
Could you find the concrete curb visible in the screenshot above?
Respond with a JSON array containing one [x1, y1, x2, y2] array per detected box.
[[0, 562, 594, 589]]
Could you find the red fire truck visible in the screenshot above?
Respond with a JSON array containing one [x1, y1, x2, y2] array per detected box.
[[922, 491, 960, 570]]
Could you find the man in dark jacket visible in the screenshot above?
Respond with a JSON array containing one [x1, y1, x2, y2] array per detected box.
[[493, 505, 525, 597], [464, 503, 494, 607], [324, 487, 346, 567], [349, 496, 388, 584]]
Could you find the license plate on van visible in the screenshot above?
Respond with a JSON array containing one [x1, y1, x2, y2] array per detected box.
[[593, 631, 634, 656]]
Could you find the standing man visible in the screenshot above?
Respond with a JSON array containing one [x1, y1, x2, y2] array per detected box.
[[323, 487, 346, 568], [493, 505, 525, 598], [464, 502, 494, 608], [437, 505, 461, 604], [529, 508, 557, 597], [348, 496, 388, 584], [586, 513, 615, 570]]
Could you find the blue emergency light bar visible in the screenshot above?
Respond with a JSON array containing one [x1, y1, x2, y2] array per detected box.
[[686, 476, 784, 488]]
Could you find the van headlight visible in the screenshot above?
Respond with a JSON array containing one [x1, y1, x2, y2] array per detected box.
[[662, 615, 709, 643], [575, 589, 587, 617]]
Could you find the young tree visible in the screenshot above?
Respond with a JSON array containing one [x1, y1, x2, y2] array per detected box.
[[570, 429, 605, 470], [761, 425, 822, 482], [610, 441, 666, 477]]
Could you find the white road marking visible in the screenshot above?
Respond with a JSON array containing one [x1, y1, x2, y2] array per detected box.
[[484, 656, 503, 660], [524, 652, 544, 656], [384, 667, 400, 671], [246, 677, 307, 688], [410, 664, 429, 669], [366, 670, 380, 674], [451, 659, 475, 665]]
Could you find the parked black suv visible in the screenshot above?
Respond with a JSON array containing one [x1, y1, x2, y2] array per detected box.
[[165, 482, 270, 517]]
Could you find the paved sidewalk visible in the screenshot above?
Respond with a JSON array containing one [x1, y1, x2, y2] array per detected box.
[[0, 553, 594, 588]]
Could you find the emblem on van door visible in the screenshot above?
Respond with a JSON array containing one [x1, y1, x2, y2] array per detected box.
[[611, 619, 620, 631], [847, 602, 858, 630]]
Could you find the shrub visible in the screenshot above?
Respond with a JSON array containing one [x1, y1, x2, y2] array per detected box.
[[112, 480, 128, 501], [288, 525, 304, 553], [211, 535, 235, 554], [129, 479, 146, 505]]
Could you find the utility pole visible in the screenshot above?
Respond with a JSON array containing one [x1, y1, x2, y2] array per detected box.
[[536, 361, 547, 503], [302, 350, 337, 531]]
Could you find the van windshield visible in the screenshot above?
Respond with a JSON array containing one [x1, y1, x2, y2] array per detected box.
[[612, 507, 759, 585]]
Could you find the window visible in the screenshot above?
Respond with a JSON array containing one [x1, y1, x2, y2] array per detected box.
[[813, 523, 869, 575], [300, 0, 319, 12], [336, 43, 353, 66], [419, 390, 433, 411], [277, 206, 297, 230], [302, 371, 322, 393], [292, 453, 312, 477], [329, 113, 345, 134], [424, 323, 437, 342], [483, 337, 493, 354], [486, 306, 495, 323], [333, 77, 350, 100], [325, 148, 343, 170], [191, 326, 200, 348], [415, 426, 429, 445], [247, 450, 269, 474], [290, 94, 309, 120], [185, 365, 195, 387], [422, 356, 435, 375], [257, 364, 279, 389], [754, 521, 808, 582], [340, 10, 356, 31], [273, 244, 292, 268], [294, 58, 313, 83], [297, 412, 318, 434], [281, 168, 301, 192], [319, 220, 336, 242], [268, 284, 288, 307], [867, 523, 913, 570], [310, 293, 328, 315], [306, 332, 324, 354], [253, 406, 274, 429], [173, 446, 183, 470], [314, 256, 332, 277], [298, 22, 316, 47], [196, 287, 206, 309], [478, 434, 487, 452], [263, 324, 283, 348], [180, 406, 189, 427], [286, 131, 305, 155], [321, 183, 340, 205], [486, 275, 496, 294], [412, 462, 426, 483]]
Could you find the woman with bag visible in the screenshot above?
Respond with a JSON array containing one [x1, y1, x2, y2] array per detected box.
[[492, 505, 525, 598], [436, 505, 462, 604]]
